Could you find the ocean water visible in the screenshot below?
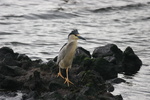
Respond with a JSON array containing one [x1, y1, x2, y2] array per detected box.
[[0, 0, 150, 100]]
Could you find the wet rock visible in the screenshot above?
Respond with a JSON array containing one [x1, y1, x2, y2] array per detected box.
[[23, 71, 49, 93], [0, 65, 26, 76], [0, 74, 22, 90], [106, 83, 114, 92], [17, 54, 32, 70], [0, 91, 18, 99], [0, 46, 136, 100], [64, 93, 88, 100], [122, 47, 142, 75], [92, 58, 118, 80], [49, 78, 68, 92], [22, 91, 38, 100], [17, 54, 31, 62], [41, 60, 56, 72], [80, 86, 96, 96], [73, 47, 91, 65], [81, 70, 107, 94], [75, 47, 91, 58], [21, 61, 32, 70], [0, 47, 14, 60], [114, 95, 123, 100], [110, 78, 126, 84], [41, 91, 63, 100], [92, 44, 124, 73], [92, 44, 123, 64], [98, 93, 123, 100]]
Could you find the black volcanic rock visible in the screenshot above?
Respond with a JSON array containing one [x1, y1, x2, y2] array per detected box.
[[92, 44, 123, 64], [0, 74, 22, 90], [92, 58, 118, 80], [0, 65, 26, 77], [73, 47, 91, 65], [0, 45, 144, 100], [23, 70, 49, 92], [92, 44, 124, 73], [122, 46, 142, 75]]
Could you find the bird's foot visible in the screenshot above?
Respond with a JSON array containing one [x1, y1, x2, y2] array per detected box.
[[57, 72, 65, 79], [64, 78, 74, 87]]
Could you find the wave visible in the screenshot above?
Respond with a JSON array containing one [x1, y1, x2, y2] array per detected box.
[[2, 15, 24, 19], [9, 42, 30, 46], [0, 22, 19, 25], [25, 11, 79, 20], [0, 32, 19, 35], [93, 2, 150, 13], [141, 17, 150, 21]]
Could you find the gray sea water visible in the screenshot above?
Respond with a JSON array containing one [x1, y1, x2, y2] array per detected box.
[[0, 0, 150, 100]]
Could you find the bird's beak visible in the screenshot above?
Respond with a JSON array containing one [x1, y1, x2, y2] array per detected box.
[[77, 35, 86, 40]]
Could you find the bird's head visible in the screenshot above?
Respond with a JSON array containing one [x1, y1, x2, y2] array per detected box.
[[68, 29, 86, 41]]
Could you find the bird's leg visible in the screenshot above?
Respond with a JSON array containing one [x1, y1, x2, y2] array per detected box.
[[64, 68, 74, 86], [57, 68, 64, 79]]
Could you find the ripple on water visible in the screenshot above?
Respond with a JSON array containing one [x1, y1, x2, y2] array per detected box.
[[4, 42, 31, 46], [24, 11, 79, 20], [92, 2, 150, 13], [0, 32, 19, 35]]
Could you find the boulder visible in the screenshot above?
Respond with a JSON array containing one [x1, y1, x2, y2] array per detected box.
[[92, 44, 123, 64], [75, 47, 91, 58], [0, 47, 14, 60], [122, 47, 142, 75], [73, 47, 91, 65], [83, 58, 118, 80], [92, 44, 124, 73]]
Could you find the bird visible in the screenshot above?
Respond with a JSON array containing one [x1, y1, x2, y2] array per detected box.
[[56, 29, 86, 86]]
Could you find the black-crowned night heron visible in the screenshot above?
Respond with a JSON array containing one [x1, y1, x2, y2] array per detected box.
[[57, 29, 86, 86]]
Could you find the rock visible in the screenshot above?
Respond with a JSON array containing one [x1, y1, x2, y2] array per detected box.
[[92, 44, 124, 73], [98, 93, 123, 100], [0, 65, 26, 77], [64, 93, 88, 100], [92, 44, 123, 64], [75, 47, 91, 58], [17, 54, 31, 62], [21, 61, 32, 70], [80, 70, 107, 94], [49, 78, 68, 92], [122, 47, 142, 75], [92, 58, 118, 80], [80, 86, 97, 96], [110, 78, 126, 84], [0, 47, 14, 60], [23, 71, 49, 93], [106, 83, 114, 92], [22, 91, 38, 100], [41, 60, 56, 73], [92, 44, 123, 74], [0, 46, 139, 100], [41, 91, 63, 100], [114, 95, 123, 100], [17, 54, 32, 70], [73, 47, 91, 65], [0, 74, 23, 90]]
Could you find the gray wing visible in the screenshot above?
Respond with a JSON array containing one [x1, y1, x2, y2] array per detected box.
[[56, 43, 68, 65]]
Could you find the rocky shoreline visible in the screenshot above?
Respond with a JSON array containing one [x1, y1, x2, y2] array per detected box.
[[0, 44, 142, 100]]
